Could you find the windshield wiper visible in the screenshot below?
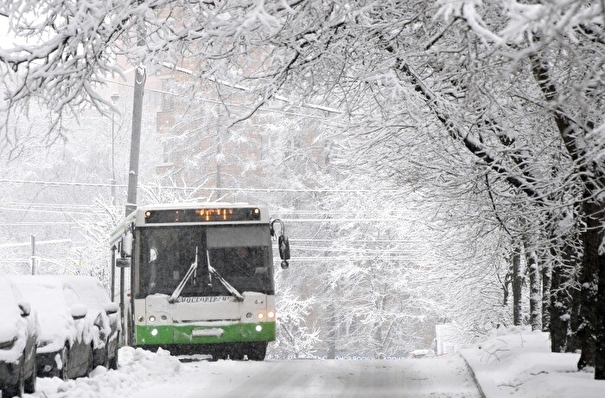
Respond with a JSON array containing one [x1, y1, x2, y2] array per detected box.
[[168, 246, 199, 304], [206, 249, 244, 301]]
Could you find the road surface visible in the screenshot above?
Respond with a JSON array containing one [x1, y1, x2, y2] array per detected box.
[[131, 356, 481, 398], [33, 348, 482, 398]]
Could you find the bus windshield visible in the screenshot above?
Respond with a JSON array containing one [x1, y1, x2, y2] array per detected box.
[[136, 225, 275, 299]]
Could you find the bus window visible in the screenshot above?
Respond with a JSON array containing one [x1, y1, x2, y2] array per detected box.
[[207, 246, 272, 294], [139, 227, 205, 297]]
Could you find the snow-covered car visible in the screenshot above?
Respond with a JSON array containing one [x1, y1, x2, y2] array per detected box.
[[0, 277, 38, 398], [59, 276, 120, 370], [9, 275, 97, 380]]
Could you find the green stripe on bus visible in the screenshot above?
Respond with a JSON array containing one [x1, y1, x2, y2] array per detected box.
[[135, 322, 276, 346]]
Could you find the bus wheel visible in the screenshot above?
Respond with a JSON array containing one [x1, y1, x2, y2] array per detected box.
[[246, 343, 267, 361]]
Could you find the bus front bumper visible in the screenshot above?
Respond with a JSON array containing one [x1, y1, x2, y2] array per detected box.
[[135, 321, 276, 346]]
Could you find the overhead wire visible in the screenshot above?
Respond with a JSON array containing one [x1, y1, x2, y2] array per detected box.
[[0, 178, 409, 194]]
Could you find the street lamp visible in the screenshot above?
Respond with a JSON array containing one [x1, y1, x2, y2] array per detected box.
[[110, 93, 120, 205]]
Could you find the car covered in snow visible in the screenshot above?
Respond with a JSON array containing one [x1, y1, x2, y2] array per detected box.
[[0, 277, 38, 398], [9, 275, 105, 380], [59, 276, 120, 370]]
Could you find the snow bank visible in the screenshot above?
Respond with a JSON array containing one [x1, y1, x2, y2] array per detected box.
[[459, 326, 605, 398], [33, 347, 181, 398]]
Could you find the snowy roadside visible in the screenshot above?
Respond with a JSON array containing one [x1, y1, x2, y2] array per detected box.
[[24, 327, 605, 398], [28, 346, 479, 398], [459, 326, 605, 398], [31, 347, 183, 398]]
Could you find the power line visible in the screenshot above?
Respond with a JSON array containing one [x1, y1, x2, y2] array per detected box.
[[0, 202, 93, 209], [0, 222, 82, 226], [0, 179, 126, 188], [280, 218, 407, 222], [0, 206, 93, 216], [274, 257, 426, 263], [0, 179, 409, 194], [0, 206, 423, 223], [290, 239, 425, 243], [0, 203, 419, 218], [0, 239, 72, 248]]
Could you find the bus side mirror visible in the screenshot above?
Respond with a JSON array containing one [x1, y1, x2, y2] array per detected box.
[[116, 232, 132, 268], [271, 219, 290, 269], [279, 235, 290, 269], [122, 231, 133, 258]]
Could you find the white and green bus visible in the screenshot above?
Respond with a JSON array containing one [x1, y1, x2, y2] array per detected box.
[[109, 203, 290, 360]]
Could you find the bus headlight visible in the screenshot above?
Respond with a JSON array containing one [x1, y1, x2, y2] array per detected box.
[[267, 311, 275, 320], [257, 312, 265, 320], [255, 325, 263, 332], [149, 315, 156, 322], [151, 329, 158, 336]]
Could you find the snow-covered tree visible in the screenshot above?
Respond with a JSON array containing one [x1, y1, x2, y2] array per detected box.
[[2, 0, 604, 378]]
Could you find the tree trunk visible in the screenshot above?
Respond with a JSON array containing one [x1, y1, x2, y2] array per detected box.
[[512, 245, 523, 326], [548, 243, 577, 353], [526, 248, 542, 331], [530, 50, 605, 378], [568, 274, 582, 353], [541, 258, 551, 332], [576, 201, 601, 370], [596, 239, 605, 380], [326, 301, 337, 360], [549, 260, 569, 352]]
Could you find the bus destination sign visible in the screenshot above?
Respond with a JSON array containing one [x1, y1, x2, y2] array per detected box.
[[144, 207, 261, 223]]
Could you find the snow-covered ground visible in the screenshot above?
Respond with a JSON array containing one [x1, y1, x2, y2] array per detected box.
[[460, 326, 605, 398], [30, 349, 479, 398], [20, 327, 605, 398]]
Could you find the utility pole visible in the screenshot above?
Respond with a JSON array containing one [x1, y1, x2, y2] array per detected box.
[[120, 18, 146, 346], [30, 234, 37, 275], [110, 92, 120, 206], [125, 64, 145, 217]]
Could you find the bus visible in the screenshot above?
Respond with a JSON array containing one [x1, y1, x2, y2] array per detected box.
[[109, 203, 290, 361]]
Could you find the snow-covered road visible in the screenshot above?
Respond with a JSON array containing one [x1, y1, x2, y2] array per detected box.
[[30, 347, 482, 398]]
